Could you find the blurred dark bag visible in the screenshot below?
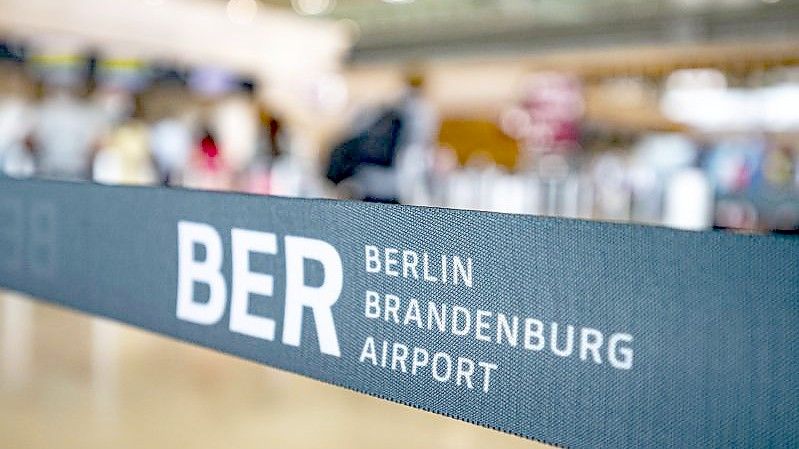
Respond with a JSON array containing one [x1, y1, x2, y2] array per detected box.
[[326, 107, 404, 184]]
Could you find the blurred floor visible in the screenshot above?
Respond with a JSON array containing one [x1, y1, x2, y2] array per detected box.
[[0, 290, 546, 449]]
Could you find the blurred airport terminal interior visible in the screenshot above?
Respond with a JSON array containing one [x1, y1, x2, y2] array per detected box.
[[1, 0, 798, 447], [1, 0, 799, 232]]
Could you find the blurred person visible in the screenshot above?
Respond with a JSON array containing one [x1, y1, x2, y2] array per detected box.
[[184, 123, 232, 191], [326, 70, 438, 204], [92, 86, 135, 130], [715, 198, 759, 231], [663, 164, 713, 231], [240, 104, 284, 195], [429, 146, 459, 206], [0, 60, 35, 177], [269, 128, 325, 198], [445, 152, 492, 210], [627, 162, 662, 225], [763, 144, 795, 188], [703, 137, 763, 195], [394, 71, 440, 205], [150, 110, 193, 187], [537, 153, 573, 217], [591, 150, 632, 221], [93, 94, 155, 185], [326, 103, 402, 202], [795, 145, 799, 189], [29, 80, 107, 180], [208, 83, 258, 178]]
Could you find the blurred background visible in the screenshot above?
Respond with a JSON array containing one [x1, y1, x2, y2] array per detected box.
[[1, 0, 798, 447]]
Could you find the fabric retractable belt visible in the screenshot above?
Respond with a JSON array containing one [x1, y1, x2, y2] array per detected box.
[[0, 176, 797, 448]]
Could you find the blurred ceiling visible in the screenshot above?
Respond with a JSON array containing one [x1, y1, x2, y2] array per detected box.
[[0, 0, 347, 75], [262, 0, 799, 63]]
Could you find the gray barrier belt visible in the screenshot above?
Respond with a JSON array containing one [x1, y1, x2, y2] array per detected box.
[[0, 176, 797, 448]]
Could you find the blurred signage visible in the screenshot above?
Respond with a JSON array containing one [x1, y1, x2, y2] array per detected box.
[[501, 72, 584, 153], [0, 177, 797, 448]]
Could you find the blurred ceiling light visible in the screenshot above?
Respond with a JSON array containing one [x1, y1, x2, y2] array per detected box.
[[226, 0, 258, 25], [381, 0, 415, 4], [291, 0, 335, 16]]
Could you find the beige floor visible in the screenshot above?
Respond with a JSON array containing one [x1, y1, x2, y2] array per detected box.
[[0, 291, 546, 449]]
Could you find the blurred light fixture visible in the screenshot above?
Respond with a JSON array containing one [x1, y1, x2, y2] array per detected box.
[[661, 68, 799, 132], [381, 0, 415, 4], [664, 68, 727, 90], [291, 0, 335, 16], [226, 0, 258, 25]]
